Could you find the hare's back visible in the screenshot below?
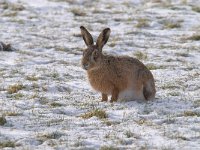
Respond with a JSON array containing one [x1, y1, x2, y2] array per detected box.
[[117, 56, 147, 69], [114, 56, 153, 82]]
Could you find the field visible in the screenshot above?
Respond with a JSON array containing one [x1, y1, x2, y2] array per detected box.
[[0, 0, 200, 149]]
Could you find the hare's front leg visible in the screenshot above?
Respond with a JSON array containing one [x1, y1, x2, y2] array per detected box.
[[101, 93, 108, 102], [110, 88, 119, 103]]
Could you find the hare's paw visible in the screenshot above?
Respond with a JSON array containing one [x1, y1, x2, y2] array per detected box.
[[101, 93, 108, 102]]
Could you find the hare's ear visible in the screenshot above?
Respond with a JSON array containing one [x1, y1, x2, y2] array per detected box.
[[80, 26, 94, 46], [96, 28, 111, 51]]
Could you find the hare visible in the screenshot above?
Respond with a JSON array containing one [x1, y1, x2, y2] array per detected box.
[[80, 26, 156, 102]]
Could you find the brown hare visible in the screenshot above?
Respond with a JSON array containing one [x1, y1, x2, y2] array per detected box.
[[80, 26, 156, 102]]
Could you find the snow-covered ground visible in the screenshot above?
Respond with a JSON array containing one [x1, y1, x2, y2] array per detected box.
[[0, 0, 200, 149]]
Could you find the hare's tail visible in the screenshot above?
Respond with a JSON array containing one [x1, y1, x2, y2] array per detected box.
[[143, 78, 156, 100]]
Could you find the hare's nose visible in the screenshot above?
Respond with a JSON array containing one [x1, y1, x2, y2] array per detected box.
[[83, 64, 89, 70]]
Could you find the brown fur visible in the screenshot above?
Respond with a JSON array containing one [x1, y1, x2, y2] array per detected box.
[[80, 26, 156, 102]]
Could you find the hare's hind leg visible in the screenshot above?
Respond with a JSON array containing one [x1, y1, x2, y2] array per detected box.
[[110, 87, 119, 103], [143, 79, 156, 100]]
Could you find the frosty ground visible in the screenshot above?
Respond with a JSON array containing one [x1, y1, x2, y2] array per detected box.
[[0, 0, 200, 149]]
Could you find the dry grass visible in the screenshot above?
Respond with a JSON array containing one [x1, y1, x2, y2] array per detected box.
[[37, 131, 63, 140], [0, 1, 25, 17], [175, 52, 189, 57], [71, 8, 86, 16], [146, 63, 166, 70], [100, 146, 119, 150], [0, 116, 7, 125], [9, 93, 24, 100], [10, 4, 25, 11], [80, 109, 108, 119], [135, 18, 149, 28], [192, 7, 200, 13], [164, 22, 181, 29], [4, 111, 21, 116], [0, 141, 16, 148], [184, 111, 200, 117], [134, 51, 148, 60], [0, 1, 24, 11], [26, 75, 39, 81], [50, 102, 63, 107], [2, 11, 18, 17], [102, 119, 113, 126], [161, 83, 180, 90], [193, 99, 200, 108], [124, 130, 134, 138], [7, 84, 24, 94], [187, 34, 200, 41], [169, 91, 180, 96]]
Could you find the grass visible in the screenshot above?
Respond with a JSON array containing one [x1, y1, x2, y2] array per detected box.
[[2, 12, 18, 17], [10, 18, 25, 24], [169, 91, 180, 96], [134, 119, 147, 125], [26, 75, 39, 81], [193, 99, 200, 108], [10, 4, 25, 11], [135, 18, 149, 28], [108, 42, 117, 47], [0, 141, 16, 148], [80, 109, 108, 119], [39, 97, 48, 105], [164, 22, 181, 29], [192, 7, 200, 13], [102, 119, 113, 126], [50, 102, 63, 107], [43, 132, 63, 139], [73, 138, 84, 147], [0, 116, 7, 125], [7, 84, 24, 94], [0, 1, 24, 11], [32, 82, 39, 90], [184, 111, 200, 117], [0, 1, 9, 9], [124, 130, 134, 138], [108, 37, 120, 48], [161, 146, 176, 150], [100, 146, 119, 150], [37, 131, 64, 141], [71, 8, 86, 16], [146, 63, 166, 70], [134, 51, 147, 60], [1, 1, 25, 17], [187, 34, 200, 41], [46, 118, 64, 127], [161, 83, 180, 90], [12, 93, 24, 99], [158, 0, 172, 8], [30, 92, 40, 99], [177, 135, 189, 141], [55, 46, 68, 52], [175, 52, 189, 57], [50, 72, 60, 79], [7, 93, 24, 99], [4, 111, 21, 116], [18, 50, 38, 56]]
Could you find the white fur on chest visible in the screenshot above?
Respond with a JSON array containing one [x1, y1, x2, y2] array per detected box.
[[118, 89, 145, 101]]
